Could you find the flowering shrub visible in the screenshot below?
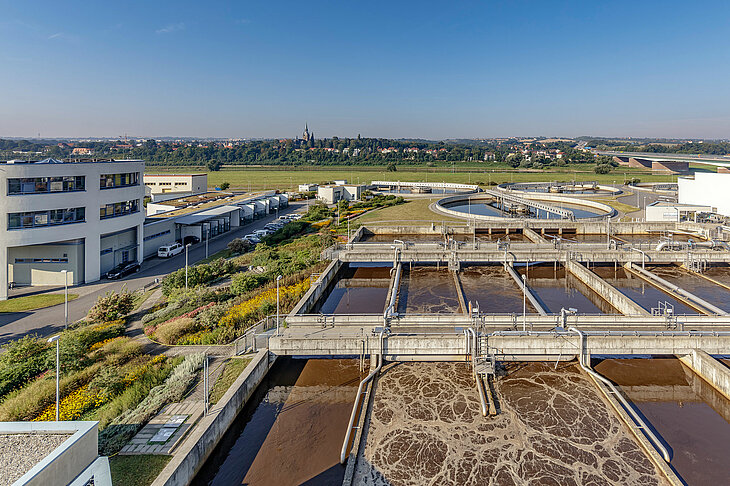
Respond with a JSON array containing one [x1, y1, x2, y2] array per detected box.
[[88, 290, 135, 322], [219, 280, 310, 328], [122, 356, 166, 386], [153, 317, 199, 345], [89, 337, 122, 351], [34, 384, 104, 421], [159, 302, 215, 327], [311, 218, 332, 229]]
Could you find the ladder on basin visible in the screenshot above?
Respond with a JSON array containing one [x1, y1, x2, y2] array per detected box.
[[685, 253, 706, 273], [448, 252, 460, 272], [474, 354, 496, 377], [472, 334, 497, 416]]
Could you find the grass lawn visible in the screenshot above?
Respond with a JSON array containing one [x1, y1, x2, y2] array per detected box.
[[356, 198, 465, 226], [109, 454, 171, 486], [587, 192, 640, 215], [0, 293, 78, 313], [145, 165, 677, 192], [210, 356, 253, 405]]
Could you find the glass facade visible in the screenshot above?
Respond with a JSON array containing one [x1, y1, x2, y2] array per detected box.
[[99, 199, 140, 219], [7, 176, 85, 194], [100, 172, 140, 189], [8, 207, 86, 229]]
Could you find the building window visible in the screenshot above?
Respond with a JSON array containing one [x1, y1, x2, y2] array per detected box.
[[143, 229, 171, 241], [8, 207, 85, 229], [7, 176, 85, 195], [99, 199, 140, 219], [100, 172, 140, 189], [15, 258, 69, 263], [100, 248, 113, 256]]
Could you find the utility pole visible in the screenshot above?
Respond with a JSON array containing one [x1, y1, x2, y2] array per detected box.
[[48, 335, 60, 421], [62, 270, 68, 329]]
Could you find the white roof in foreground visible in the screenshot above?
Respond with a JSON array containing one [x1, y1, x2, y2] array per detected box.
[[174, 205, 241, 225]]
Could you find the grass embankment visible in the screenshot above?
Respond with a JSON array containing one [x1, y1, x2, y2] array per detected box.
[[145, 166, 676, 192], [109, 455, 171, 486], [0, 293, 79, 313], [587, 191, 640, 217], [356, 198, 464, 225], [209, 356, 253, 405]]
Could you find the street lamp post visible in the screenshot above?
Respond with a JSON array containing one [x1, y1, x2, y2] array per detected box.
[[61, 270, 68, 329], [276, 275, 283, 336], [521, 273, 527, 331], [185, 243, 191, 290], [48, 335, 60, 421], [205, 227, 209, 259]]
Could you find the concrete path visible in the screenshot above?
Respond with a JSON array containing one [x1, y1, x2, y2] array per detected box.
[[120, 356, 227, 455], [0, 202, 307, 345]]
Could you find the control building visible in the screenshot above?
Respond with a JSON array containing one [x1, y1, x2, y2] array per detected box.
[[0, 158, 145, 300]]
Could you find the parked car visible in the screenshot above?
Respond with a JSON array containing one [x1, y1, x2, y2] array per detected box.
[[288, 213, 303, 220], [182, 235, 200, 245], [254, 229, 271, 237], [106, 261, 140, 279], [158, 242, 184, 258], [244, 234, 261, 244]]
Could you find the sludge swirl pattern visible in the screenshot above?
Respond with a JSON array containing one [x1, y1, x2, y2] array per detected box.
[[352, 362, 666, 486]]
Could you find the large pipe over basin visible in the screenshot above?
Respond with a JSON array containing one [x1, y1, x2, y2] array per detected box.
[[628, 263, 727, 315], [340, 329, 385, 465], [567, 327, 671, 463]]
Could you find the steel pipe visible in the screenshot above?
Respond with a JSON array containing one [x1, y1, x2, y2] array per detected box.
[[568, 327, 671, 463], [340, 329, 385, 465]]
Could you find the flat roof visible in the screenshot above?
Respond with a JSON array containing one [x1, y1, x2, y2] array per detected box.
[[143, 173, 207, 177], [649, 201, 713, 209], [2, 158, 143, 164], [174, 205, 242, 225], [147, 192, 266, 218], [151, 191, 236, 208]]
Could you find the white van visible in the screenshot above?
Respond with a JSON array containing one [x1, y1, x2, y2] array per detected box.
[[158, 242, 184, 258]]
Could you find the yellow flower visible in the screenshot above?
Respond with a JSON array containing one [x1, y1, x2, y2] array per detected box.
[[89, 336, 122, 351], [34, 384, 104, 421], [220, 280, 310, 327]]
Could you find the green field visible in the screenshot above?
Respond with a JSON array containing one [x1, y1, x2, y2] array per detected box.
[[357, 198, 465, 225], [145, 165, 678, 192], [0, 293, 78, 313]]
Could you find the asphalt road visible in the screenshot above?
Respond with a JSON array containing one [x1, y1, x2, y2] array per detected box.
[[0, 202, 308, 345]]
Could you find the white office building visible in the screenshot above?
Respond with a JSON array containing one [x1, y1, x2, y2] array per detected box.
[[0, 158, 145, 300], [144, 173, 207, 202], [678, 172, 730, 216]]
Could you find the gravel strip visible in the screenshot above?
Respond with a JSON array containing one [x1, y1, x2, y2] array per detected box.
[[0, 433, 71, 486]]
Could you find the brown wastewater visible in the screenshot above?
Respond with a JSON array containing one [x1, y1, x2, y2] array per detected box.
[[193, 357, 730, 485]]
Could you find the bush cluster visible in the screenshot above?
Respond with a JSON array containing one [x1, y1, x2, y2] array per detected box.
[[261, 220, 309, 246], [88, 290, 135, 322], [161, 258, 237, 295]]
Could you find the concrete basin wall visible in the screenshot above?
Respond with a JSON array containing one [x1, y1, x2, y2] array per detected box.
[[678, 349, 730, 401], [152, 350, 273, 486]]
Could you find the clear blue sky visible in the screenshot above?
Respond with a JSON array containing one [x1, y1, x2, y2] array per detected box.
[[1, 0, 729, 140]]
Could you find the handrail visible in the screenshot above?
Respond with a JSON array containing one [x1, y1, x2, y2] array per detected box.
[[467, 327, 488, 417], [340, 329, 385, 465], [568, 327, 671, 463], [628, 263, 727, 315]]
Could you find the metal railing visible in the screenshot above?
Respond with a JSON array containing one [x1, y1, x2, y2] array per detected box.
[[232, 315, 281, 355]]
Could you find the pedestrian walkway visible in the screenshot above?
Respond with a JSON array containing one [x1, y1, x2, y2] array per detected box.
[[119, 356, 227, 455]]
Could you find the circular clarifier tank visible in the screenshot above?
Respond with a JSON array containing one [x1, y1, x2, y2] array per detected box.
[[432, 192, 615, 220], [499, 182, 621, 196]]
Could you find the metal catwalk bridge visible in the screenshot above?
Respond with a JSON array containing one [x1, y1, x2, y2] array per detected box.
[[482, 188, 575, 220]]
